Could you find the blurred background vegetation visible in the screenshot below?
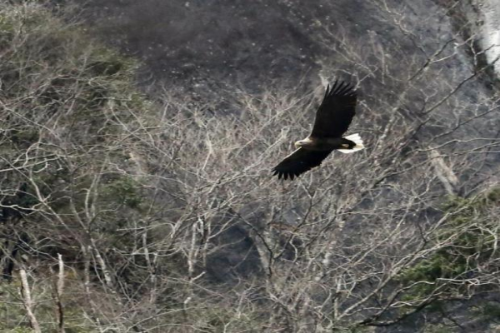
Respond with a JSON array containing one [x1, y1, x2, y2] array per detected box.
[[0, 1, 499, 332]]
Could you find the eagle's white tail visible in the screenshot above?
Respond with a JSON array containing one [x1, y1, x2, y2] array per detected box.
[[338, 133, 364, 154]]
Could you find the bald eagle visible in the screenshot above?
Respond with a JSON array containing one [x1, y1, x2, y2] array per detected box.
[[272, 80, 364, 180]]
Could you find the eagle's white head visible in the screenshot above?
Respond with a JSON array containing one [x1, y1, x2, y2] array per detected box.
[[294, 137, 313, 148]]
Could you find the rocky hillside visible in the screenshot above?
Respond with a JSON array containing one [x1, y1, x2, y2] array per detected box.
[[1, 1, 499, 332]]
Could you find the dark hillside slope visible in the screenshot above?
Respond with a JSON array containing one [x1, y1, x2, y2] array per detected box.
[[74, 0, 499, 331], [1, 1, 499, 332], [78, 0, 499, 148], [79, 0, 321, 89]]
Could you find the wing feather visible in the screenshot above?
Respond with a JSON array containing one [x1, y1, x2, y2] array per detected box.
[[272, 148, 332, 180], [311, 80, 357, 138]]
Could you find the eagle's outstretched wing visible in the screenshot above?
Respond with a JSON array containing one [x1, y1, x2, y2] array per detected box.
[[311, 80, 357, 138], [272, 148, 333, 180]]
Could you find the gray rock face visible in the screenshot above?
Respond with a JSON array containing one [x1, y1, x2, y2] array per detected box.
[[476, 0, 500, 73]]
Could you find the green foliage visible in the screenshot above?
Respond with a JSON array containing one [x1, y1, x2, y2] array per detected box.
[[0, 281, 95, 333], [398, 188, 500, 301], [0, 0, 148, 214], [8, 329, 35, 333], [182, 305, 265, 333], [399, 252, 467, 298], [86, 47, 135, 77], [0, 4, 150, 328], [10, 129, 40, 146], [0, 1, 142, 128], [0, 14, 15, 46], [101, 175, 144, 210], [343, 327, 375, 333], [423, 324, 454, 333], [479, 302, 500, 321]]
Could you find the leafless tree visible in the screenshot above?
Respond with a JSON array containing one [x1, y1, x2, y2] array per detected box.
[[1, 1, 499, 332]]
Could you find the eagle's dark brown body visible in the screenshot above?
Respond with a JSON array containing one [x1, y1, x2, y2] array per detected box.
[[295, 136, 357, 151], [272, 80, 364, 180]]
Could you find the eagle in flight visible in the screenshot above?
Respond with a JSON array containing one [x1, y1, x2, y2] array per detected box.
[[272, 80, 364, 180]]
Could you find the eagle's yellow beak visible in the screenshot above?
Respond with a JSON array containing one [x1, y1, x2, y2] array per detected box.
[[294, 141, 302, 148]]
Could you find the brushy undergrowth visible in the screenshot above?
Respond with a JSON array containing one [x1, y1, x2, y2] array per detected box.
[[0, 2, 151, 331], [1, 1, 499, 333], [397, 188, 500, 302]]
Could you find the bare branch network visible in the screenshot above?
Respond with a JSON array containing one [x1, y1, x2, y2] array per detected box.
[[0, 1, 499, 332]]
